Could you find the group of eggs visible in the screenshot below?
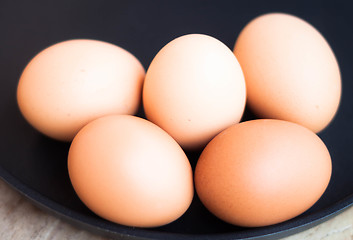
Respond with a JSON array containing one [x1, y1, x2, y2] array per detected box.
[[16, 13, 341, 228]]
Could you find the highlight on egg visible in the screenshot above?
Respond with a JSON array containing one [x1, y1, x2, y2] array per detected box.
[[17, 39, 145, 141], [195, 119, 332, 227], [234, 13, 341, 133], [68, 115, 194, 228], [143, 33, 246, 150]]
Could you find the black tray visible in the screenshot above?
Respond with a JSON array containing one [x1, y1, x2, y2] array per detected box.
[[1, 1, 353, 239]]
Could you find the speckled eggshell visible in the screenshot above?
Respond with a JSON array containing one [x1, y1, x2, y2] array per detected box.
[[68, 115, 194, 228], [195, 119, 332, 227], [143, 34, 246, 149], [17, 39, 145, 141], [234, 13, 341, 133]]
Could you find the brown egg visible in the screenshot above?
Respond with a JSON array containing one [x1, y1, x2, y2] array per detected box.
[[68, 115, 194, 228], [234, 13, 341, 133], [143, 34, 246, 149], [195, 119, 332, 227], [17, 39, 145, 141]]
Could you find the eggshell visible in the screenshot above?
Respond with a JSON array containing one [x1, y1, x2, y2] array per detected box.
[[68, 115, 194, 228], [143, 34, 246, 149], [17, 39, 145, 141], [194, 119, 332, 227], [234, 13, 341, 133]]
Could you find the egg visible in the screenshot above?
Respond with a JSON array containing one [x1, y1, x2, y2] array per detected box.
[[194, 119, 332, 227], [17, 39, 145, 141], [68, 115, 194, 228], [234, 13, 341, 133], [143, 34, 246, 149]]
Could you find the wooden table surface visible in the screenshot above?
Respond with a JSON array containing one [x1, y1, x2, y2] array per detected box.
[[0, 178, 352, 240]]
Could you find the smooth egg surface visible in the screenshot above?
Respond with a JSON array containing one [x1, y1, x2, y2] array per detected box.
[[234, 13, 341, 133], [143, 34, 246, 149], [17, 39, 145, 141], [195, 119, 332, 227], [68, 115, 194, 228]]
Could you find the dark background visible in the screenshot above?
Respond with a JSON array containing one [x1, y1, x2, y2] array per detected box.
[[0, 0, 352, 239]]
